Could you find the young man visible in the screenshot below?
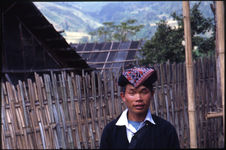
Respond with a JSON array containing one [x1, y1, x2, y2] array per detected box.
[[100, 67, 180, 149]]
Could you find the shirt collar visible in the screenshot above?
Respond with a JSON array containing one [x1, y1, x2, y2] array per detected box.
[[116, 108, 156, 126]]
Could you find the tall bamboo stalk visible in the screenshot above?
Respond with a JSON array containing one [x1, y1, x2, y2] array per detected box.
[[216, 1, 225, 136], [182, 1, 197, 148]]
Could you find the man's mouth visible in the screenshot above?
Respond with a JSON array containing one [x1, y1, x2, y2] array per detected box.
[[134, 104, 145, 110]]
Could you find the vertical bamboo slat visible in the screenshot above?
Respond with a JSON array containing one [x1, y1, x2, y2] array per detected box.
[[2, 83, 10, 149], [51, 72, 65, 149], [43, 74, 55, 148], [6, 82, 18, 149], [67, 74, 77, 148], [58, 73, 69, 148], [15, 82, 29, 149], [103, 71, 109, 124], [75, 75, 83, 148], [31, 82, 42, 149]]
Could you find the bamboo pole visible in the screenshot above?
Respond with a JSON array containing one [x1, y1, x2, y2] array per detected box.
[[87, 59, 137, 65], [76, 48, 140, 54], [206, 112, 223, 119], [216, 1, 225, 136], [212, 1, 223, 125], [2, 68, 90, 73], [101, 41, 113, 74], [182, 1, 197, 148]]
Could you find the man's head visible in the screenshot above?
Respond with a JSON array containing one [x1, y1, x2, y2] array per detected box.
[[118, 67, 157, 121], [118, 67, 157, 93]]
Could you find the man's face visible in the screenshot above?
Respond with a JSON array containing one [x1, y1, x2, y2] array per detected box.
[[120, 84, 153, 119]]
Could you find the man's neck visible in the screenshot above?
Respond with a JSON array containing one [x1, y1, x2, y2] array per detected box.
[[127, 110, 148, 122]]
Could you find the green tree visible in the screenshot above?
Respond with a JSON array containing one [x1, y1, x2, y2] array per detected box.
[[140, 2, 215, 65], [171, 1, 215, 58], [89, 30, 97, 42], [89, 19, 144, 42], [89, 22, 115, 42], [113, 19, 144, 41], [140, 20, 185, 65], [102, 22, 115, 41]]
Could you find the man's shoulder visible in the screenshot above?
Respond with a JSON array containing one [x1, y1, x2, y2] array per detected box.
[[151, 114, 175, 129], [103, 115, 121, 130], [105, 118, 118, 127]]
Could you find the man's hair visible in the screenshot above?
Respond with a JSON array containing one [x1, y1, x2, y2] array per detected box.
[[120, 86, 126, 93]]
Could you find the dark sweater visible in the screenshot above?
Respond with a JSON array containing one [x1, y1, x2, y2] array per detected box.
[[100, 114, 180, 149]]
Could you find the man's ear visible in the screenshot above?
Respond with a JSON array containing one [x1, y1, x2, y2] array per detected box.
[[120, 92, 126, 102]]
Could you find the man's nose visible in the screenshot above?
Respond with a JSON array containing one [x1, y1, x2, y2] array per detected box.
[[134, 93, 142, 100]]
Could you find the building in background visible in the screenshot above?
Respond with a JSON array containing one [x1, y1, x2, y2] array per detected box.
[[2, 1, 91, 84]]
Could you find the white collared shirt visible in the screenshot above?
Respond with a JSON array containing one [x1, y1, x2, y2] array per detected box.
[[115, 108, 156, 143]]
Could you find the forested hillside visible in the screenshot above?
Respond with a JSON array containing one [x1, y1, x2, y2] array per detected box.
[[34, 1, 214, 43]]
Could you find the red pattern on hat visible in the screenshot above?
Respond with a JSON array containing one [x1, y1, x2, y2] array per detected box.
[[123, 67, 155, 88]]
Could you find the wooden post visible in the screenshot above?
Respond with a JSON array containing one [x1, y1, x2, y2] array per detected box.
[[216, 1, 225, 136], [211, 1, 223, 119], [182, 1, 197, 148]]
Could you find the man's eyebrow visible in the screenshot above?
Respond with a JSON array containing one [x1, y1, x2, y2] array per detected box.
[[128, 88, 136, 91], [139, 87, 149, 91]]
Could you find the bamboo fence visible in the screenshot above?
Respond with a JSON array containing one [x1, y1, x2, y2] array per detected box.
[[1, 56, 223, 149]]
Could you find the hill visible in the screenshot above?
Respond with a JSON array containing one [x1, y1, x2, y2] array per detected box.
[[34, 1, 214, 43]]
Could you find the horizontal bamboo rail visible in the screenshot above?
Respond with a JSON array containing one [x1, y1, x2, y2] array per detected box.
[[77, 48, 140, 54], [206, 112, 223, 119], [87, 59, 137, 65]]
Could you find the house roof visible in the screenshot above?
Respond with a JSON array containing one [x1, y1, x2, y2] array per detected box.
[[70, 40, 145, 72], [2, 0, 91, 70]]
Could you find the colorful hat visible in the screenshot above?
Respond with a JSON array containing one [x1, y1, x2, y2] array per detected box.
[[118, 67, 157, 88]]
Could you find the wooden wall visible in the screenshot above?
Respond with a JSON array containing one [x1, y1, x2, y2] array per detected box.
[[1, 56, 223, 149]]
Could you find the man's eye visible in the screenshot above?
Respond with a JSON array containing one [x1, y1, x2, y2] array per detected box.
[[141, 90, 149, 94], [128, 91, 135, 95]]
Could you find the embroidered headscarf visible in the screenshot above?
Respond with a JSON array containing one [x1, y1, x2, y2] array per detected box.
[[118, 67, 157, 90]]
